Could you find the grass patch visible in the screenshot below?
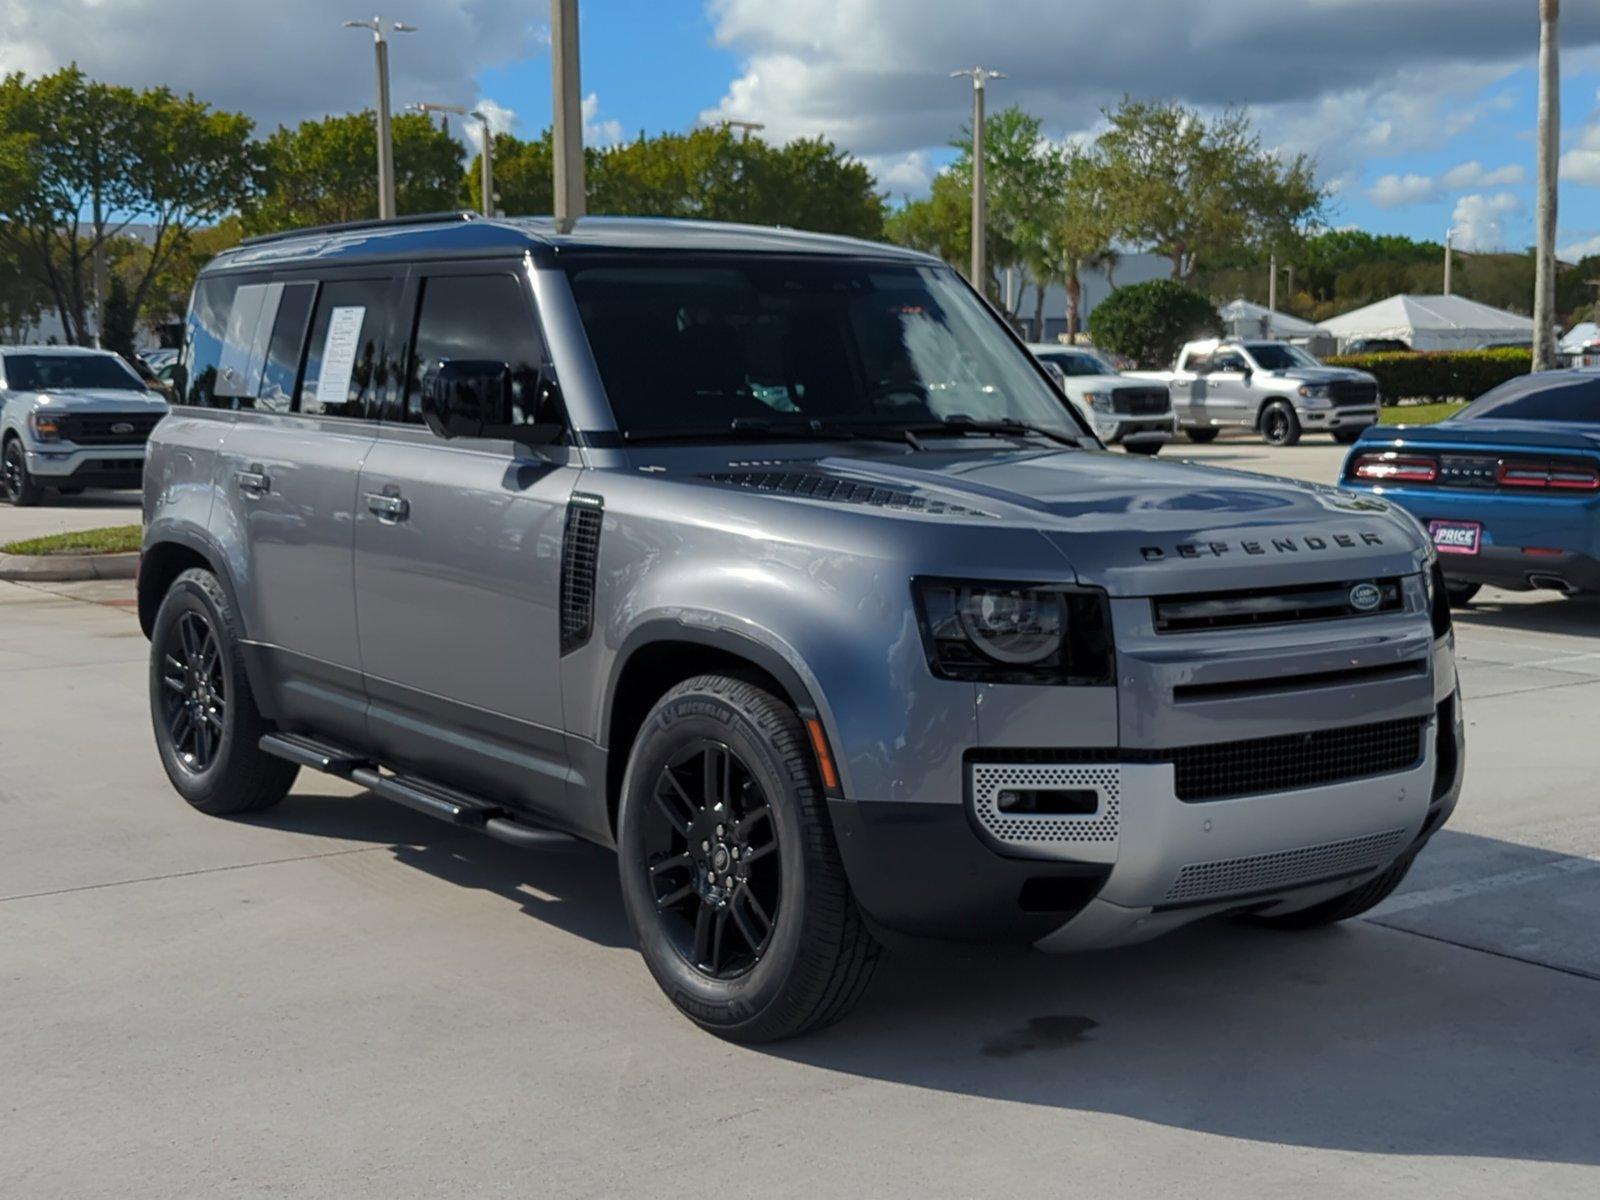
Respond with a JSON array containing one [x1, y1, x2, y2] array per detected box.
[[0, 524, 141, 556], [1380, 402, 1467, 426]]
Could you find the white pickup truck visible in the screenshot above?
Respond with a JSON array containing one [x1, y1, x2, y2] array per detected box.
[[1026, 343, 1176, 455], [1131, 338, 1381, 447]]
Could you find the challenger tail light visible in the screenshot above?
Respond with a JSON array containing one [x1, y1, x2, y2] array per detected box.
[[1351, 452, 1438, 483], [1495, 460, 1600, 491]]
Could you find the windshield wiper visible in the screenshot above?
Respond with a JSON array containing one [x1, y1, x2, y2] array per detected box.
[[622, 418, 860, 445], [929, 416, 1086, 449]]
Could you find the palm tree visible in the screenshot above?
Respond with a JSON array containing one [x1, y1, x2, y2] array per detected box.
[[1533, 0, 1561, 371]]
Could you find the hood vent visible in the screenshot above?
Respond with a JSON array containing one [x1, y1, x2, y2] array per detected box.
[[704, 471, 995, 518]]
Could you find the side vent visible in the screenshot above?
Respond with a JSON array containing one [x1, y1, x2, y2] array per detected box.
[[560, 493, 604, 653]]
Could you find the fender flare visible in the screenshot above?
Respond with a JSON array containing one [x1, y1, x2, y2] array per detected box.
[[138, 524, 247, 640]]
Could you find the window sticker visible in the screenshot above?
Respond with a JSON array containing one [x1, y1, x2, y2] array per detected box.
[[313, 305, 367, 412]]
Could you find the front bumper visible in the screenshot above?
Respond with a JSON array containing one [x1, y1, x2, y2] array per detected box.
[[1100, 414, 1177, 445], [25, 442, 145, 487], [831, 692, 1463, 949], [1300, 404, 1378, 431]]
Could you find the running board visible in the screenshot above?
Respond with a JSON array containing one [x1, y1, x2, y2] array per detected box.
[[260, 731, 574, 848]]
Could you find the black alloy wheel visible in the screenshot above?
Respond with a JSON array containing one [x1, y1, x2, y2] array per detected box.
[[643, 738, 781, 980], [157, 609, 227, 774], [3, 438, 42, 506], [1260, 401, 1301, 447]]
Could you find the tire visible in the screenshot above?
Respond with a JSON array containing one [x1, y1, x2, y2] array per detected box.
[[1185, 428, 1220, 444], [1260, 400, 1301, 446], [2, 437, 43, 507], [1124, 441, 1162, 456], [616, 674, 880, 1042], [148, 567, 298, 815], [1445, 581, 1482, 607], [1252, 850, 1417, 930], [1332, 428, 1364, 445]]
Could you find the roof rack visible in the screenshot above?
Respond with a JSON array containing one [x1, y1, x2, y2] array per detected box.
[[239, 210, 481, 247]]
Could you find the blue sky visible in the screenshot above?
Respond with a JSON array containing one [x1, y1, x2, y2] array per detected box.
[[5, 1, 1600, 258]]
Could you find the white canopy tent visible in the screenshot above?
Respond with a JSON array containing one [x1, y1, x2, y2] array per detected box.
[[1560, 322, 1599, 353], [1217, 298, 1325, 340], [1321, 294, 1533, 352]]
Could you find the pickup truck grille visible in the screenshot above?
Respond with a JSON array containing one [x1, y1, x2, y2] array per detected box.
[[1111, 387, 1170, 416], [1329, 380, 1378, 408], [54, 412, 163, 445], [1152, 577, 1405, 633]]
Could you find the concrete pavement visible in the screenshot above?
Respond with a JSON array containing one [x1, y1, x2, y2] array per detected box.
[[4, 470, 1599, 1197]]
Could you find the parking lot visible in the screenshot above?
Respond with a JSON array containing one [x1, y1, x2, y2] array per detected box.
[[4, 445, 1598, 1199]]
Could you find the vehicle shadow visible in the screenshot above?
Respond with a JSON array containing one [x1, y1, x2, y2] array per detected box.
[[245, 794, 1600, 1166], [1455, 592, 1600, 639]]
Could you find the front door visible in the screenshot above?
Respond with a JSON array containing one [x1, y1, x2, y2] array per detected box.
[[353, 264, 580, 821], [210, 270, 398, 745], [1204, 348, 1255, 427]]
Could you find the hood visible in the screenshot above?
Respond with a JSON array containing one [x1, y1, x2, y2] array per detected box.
[[25, 388, 168, 413], [1278, 366, 1374, 384], [732, 445, 1428, 596]]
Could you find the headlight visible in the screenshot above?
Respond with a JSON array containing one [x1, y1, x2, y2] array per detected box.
[[1082, 391, 1112, 412], [28, 411, 65, 441], [1297, 384, 1331, 398], [914, 579, 1114, 684]]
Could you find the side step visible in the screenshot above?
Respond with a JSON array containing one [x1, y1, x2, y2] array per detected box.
[[259, 732, 369, 776], [260, 731, 574, 849]]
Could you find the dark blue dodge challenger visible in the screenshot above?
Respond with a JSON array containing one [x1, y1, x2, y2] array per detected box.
[[1341, 371, 1600, 605]]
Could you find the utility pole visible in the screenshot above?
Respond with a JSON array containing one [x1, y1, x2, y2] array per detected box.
[[1533, 0, 1561, 371], [344, 16, 416, 220], [951, 67, 1004, 291], [1443, 227, 1454, 295], [411, 103, 497, 216], [1267, 253, 1278, 322], [551, 0, 585, 228]]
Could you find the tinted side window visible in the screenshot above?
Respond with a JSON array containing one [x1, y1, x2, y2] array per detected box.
[[257, 283, 316, 413], [1464, 376, 1600, 423], [402, 273, 551, 425], [181, 276, 241, 407], [297, 278, 394, 419]]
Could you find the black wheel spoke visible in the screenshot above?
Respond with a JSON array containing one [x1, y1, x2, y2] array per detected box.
[[692, 902, 718, 967], [654, 881, 694, 912], [651, 773, 697, 836], [703, 744, 729, 809], [649, 852, 692, 879], [730, 886, 773, 954], [734, 806, 770, 840]]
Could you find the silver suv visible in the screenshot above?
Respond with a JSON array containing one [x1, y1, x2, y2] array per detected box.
[[140, 214, 1464, 1041], [1, 346, 168, 505]]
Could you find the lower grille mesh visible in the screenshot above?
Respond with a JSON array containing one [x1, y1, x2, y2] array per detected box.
[[970, 764, 1120, 848], [1164, 828, 1406, 904], [1172, 715, 1427, 802]]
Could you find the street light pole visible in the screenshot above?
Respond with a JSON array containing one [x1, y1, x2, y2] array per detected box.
[[410, 103, 496, 216], [344, 16, 416, 220], [1443, 226, 1454, 296], [951, 67, 1004, 292], [551, 0, 585, 228]]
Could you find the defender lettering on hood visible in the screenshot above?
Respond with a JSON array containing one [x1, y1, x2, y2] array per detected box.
[[1140, 531, 1385, 561]]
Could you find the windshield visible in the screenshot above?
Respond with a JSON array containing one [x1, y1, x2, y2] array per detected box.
[[1041, 350, 1114, 377], [1243, 342, 1320, 370], [4, 353, 146, 392], [566, 257, 1083, 439], [1459, 374, 1600, 423]]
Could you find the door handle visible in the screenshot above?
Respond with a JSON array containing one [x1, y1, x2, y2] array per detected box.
[[235, 466, 270, 497], [365, 491, 410, 522]]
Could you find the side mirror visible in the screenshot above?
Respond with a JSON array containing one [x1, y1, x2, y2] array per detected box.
[[420, 359, 513, 440], [1040, 360, 1067, 389]]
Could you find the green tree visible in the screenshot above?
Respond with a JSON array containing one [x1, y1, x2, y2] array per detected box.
[[1087, 279, 1220, 367], [0, 234, 51, 341], [1042, 149, 1116, 337], [1086, 98, 1325, 283], [884, 172, 970, 268], [0, 67, 259, 345], [101, 275, 138, 359], [246, 110, 464, 233]]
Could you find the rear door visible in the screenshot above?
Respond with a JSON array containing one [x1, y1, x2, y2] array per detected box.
[[211, 269, 399, 745], [352, 261, 581, 822]]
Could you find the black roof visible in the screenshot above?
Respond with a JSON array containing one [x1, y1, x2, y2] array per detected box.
[[208, 212, 935, 274]]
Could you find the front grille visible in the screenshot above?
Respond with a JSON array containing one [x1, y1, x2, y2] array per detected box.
[[55, 412, 163, 445], [559, 495, 603, 653], [1152, 577, 1405, 633], [1111, 387, 1170, 416], [705, 471, 995, 518], [1171, 715, 1428, 802], [1162, 828, 1407, 905], [1329, 380, 1378, 408]]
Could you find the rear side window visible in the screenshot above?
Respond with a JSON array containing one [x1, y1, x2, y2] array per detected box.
[[257, 284, 316, 412], [298, 278, 395, 419], [180, 276, 241, 407], [1462, 375, 1600, 423], [401, 273, 552, 425]]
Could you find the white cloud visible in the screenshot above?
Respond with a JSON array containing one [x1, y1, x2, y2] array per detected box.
[[581, 93, 623, 147], [1368, 172, 1438, 209], [1558, 233, 1600, 261], [1561, 122, 1600, 186], [0, 1, 543, 133], [862, 150, 934, 196], [1441, 160, 1527, 189], [1451, 192, 1523, 251], [462, 98, 517, 150]]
